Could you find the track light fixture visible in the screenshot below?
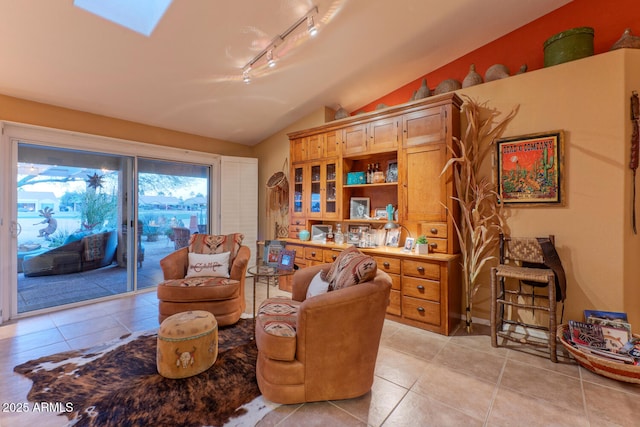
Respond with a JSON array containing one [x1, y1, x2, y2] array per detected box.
[[307, 16, 317, 37], [241, 5, 318, 83], [266, 49, 276, 68]]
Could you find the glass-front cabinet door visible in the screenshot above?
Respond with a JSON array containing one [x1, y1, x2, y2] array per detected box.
[[307, 164, 322, 218], [323, 161, 340, 219], [306, 160, 340, 219], [291, 164, 305, 219]]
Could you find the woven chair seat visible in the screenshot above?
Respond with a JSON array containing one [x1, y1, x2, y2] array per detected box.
[[494, 264, 554, 283]]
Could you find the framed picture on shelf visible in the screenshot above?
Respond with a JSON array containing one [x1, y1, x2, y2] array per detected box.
[[386, 160, 398, 183], [263, 240, 284, 266], [277, 249, 296, 271], [402, 237, 415, 252], [495, 130, 564, 206], [385, 228, 400, 247], [349, 197, 370, 219], [347, 224, 369, 244], [373, 207, 387, 219], [311, 224, 331, 241]]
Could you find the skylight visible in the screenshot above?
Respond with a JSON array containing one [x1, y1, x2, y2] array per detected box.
[[74, 0, 173, 36]]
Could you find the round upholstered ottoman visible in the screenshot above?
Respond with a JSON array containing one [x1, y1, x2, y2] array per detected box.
[[157, 310, 218, 379]]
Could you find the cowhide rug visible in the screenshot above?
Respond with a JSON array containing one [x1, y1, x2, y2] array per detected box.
[[14, 318, 265, 427]]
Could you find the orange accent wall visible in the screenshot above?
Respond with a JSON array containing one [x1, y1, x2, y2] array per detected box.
[[358, 0, 639, 113]]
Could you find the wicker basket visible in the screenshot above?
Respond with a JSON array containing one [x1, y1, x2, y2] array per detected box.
[[557, 324, 640, 384]]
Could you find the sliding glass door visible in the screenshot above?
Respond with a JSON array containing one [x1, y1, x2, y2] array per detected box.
[[13, 147, 213, 315], [16, 143, 135, 313], [136, 158, 211, 289]]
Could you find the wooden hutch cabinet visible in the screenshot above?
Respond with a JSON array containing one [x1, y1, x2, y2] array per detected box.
[[285, 93, 463, 335]]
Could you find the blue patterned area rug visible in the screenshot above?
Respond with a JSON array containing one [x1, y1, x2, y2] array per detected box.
[[14, 318, 268, 427]]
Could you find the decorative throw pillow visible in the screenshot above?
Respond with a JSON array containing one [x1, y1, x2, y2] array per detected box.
[[185, 252, 230, 278], [83, 232, 105, 262], [306, 271, 330, 299], [322, 246, 377, 291], [188, 233, 244, 265]]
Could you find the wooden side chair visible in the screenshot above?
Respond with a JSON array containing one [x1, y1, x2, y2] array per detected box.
[[490, 234, 566, 362]]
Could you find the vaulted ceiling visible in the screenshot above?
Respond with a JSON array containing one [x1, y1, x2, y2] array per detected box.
[[0, 0, 570, 145]]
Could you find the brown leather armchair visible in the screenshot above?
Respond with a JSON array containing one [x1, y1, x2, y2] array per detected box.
[[255, 263, 392, 404], [157, 233, 249, 326]]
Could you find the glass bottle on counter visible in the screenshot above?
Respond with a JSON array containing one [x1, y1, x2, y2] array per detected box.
[[326, 225, 334, 243], [334, 223, 344, 244]]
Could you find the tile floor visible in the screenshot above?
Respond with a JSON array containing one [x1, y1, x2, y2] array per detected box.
[[1, 283, 639, 427]]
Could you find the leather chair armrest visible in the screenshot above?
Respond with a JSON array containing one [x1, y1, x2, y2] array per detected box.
[[230, 245, 250, 280], [291, 263, 331, 302], [159, 247, 189, 279]]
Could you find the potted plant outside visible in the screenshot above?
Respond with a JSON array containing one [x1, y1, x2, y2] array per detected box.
[[415, 235, 429, 254]]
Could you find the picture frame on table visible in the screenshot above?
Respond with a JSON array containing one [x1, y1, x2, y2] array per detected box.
[[402, 237, 415, 252], [495, 130, 564, 206], [263, 240, 284, 267], [277, 249, 296, 271], [385, 229, 400, 247], [349, 197, 370, 219]]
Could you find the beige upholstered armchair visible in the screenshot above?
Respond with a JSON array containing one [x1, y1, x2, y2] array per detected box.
[[255, 248, 391, 404], [157, 233, 249, 326]]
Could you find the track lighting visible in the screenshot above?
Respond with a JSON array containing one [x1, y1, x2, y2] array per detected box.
[[307, 16, 317, 37], [241, 5, 318, 83], [266, 49, 276, 68]]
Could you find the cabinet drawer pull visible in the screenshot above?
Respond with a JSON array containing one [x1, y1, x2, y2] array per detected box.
[[295, 220, 301, 225], [417, 285, 425, 291], [311, 251, 316, 257], [417, 306, 425, 313], [417, 266, 425, 273], [429, 242, 438, 248], [332, 254, 337, 260], [430, 228, 438, 234], [383, 262, 390, 268]]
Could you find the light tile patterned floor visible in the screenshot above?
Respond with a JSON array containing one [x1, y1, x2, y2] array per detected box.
[[1, 283, 639, 426]]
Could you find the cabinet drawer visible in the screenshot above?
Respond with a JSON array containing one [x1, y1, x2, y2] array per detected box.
[[402, 260, 440, 280], [323, 249, 340, 263], [420, 222, 447, 239], [427, 238, 447, 254], [288, 223, 306, 239], [402, 296, 440, 325], [304, 247, 324, 262], [402, 276, 440, 301], [285, 244, 305, 261], [387, 290, 401, 316], [388, 273, 401, 291], [374, 256, 401, 275]]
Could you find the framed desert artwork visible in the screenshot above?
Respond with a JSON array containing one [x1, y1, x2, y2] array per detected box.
[[495, 130, 564, 206]]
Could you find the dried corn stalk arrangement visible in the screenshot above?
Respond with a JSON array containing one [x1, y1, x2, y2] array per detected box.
[[442, 96, 518, 332]]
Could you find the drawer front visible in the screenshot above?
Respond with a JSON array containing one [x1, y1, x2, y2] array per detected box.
[[402, 259, 440, 280], [427, 238, 448, 254], [402, 276, 440, 302], [389, 273, 401, 291], [420, 222, 447, 239], [288, 223, 305, 239], [323, 249, 340, 263], [387, 289, 401, 316], [402, 296, 441, 325], [285, 244, 305, 261], [304, 247, 324, 262], [374, 256, 401, 275]]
